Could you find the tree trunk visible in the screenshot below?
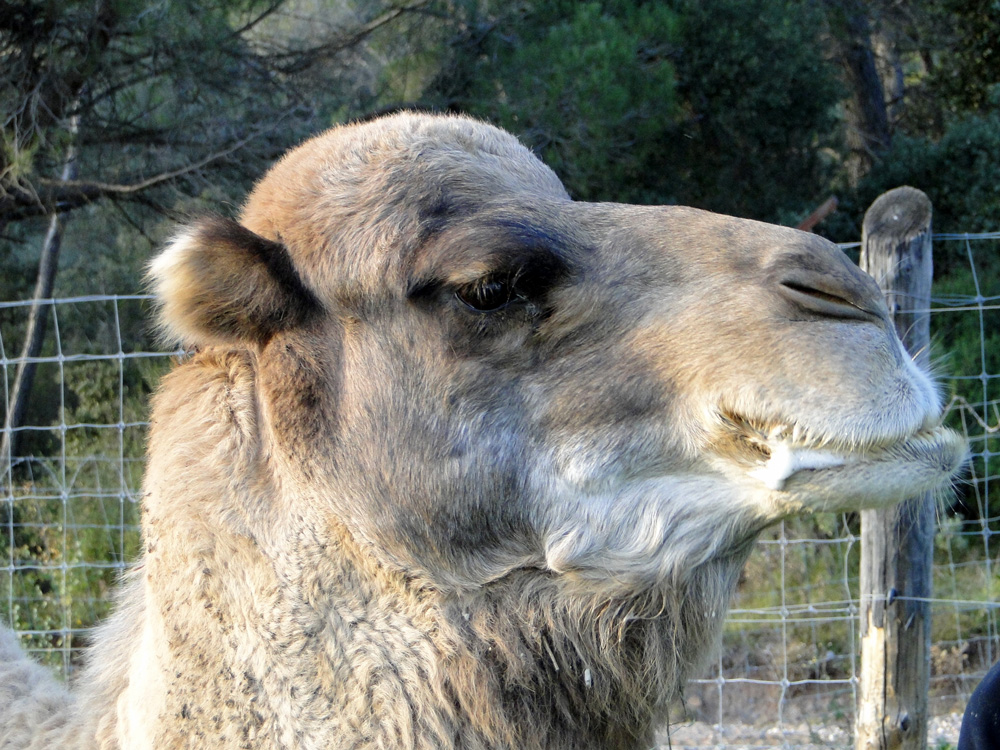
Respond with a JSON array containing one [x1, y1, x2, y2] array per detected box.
[[1, 127, 79, 471], [825, 1, 892, 183]]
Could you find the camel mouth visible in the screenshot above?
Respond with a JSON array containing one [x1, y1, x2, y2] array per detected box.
[[718, 410, 965, 492]]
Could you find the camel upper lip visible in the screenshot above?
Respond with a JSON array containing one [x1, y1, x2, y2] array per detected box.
[[722, 409, 935, 454]]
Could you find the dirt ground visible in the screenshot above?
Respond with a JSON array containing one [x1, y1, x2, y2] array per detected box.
[[657, 712, 962, 749], [651, 679, 970, 749]]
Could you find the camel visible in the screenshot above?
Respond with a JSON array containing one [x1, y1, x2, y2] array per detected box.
[[0, 112, 965, 750]]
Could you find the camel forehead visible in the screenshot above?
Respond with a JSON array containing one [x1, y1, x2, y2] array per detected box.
[[239, 113, 571, 296], [245, 113, 569, 228]]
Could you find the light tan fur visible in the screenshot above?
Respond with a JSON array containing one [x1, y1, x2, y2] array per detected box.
[[1, 113, 965, 749]]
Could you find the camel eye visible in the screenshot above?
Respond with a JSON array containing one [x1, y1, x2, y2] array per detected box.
[[455, 275, 519, 312]]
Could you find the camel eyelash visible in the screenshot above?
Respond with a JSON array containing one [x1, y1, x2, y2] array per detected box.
[[409, 251, 568, 312], [454, 271, 525, 313]]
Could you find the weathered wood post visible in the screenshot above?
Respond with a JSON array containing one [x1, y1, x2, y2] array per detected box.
[[855, 186, 935, 750]]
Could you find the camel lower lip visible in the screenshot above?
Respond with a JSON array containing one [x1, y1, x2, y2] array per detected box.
[[876, 426, 968, 472], [747, 425, 966, 492], [749, 443, 848, 490]]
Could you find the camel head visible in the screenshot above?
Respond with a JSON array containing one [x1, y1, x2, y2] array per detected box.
[[151, 112, 965, 596]]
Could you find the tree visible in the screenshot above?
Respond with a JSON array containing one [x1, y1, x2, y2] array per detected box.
[[822, 0, 893, 183], [0, 0, 427, 461], [0, 0, 428, 228], [421, 0, 842, 222], [448, 1, 680, 204], [666, 0, 842, 220]]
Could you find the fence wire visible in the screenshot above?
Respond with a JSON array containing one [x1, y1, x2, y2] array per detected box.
[[1, 235, 998, 749]]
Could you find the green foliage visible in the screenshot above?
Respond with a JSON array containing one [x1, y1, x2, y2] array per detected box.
[[445, 1, 680, 203], [932, 259, 1000, 528], [832, 106, 1000, 241], [1, 0, 417, 232], [731, 516, 861, 663], [664, 0, 843, 220], [429, 0, 841, 220], [0, 291, 163, 668], [1, 482, 142, 669], [923, 0, 1000, 118]]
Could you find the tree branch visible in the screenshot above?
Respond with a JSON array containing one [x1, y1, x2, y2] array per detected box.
[[0, 135, 255, 221], [264, 1, 430, 74]]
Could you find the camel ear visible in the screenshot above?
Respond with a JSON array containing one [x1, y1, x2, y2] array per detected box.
[[149, 216, 320, 347]]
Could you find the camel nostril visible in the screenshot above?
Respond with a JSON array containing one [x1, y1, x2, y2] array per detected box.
[[782, 280, 851, 307], [779, 279, 879, 322]]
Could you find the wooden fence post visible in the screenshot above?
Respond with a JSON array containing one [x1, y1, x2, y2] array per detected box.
[[855, 186, 935, 750]]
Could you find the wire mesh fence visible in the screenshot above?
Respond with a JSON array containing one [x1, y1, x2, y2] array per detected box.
[[0, 294, 175, 676], [1, 233, 998, 748]]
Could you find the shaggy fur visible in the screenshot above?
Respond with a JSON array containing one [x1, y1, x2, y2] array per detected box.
[[1, 113, 965, 749]]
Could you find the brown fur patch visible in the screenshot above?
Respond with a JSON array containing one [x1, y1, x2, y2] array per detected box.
[[150, 216, 321, 347]]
